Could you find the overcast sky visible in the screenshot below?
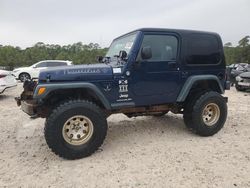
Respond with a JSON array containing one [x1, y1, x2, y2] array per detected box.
[[0, 0, 249, 48]]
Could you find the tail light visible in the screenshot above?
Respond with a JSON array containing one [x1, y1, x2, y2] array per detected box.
[[0, 74, 7, 78]]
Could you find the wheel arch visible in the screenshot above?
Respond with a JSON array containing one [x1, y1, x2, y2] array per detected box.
[[34, 82, 111, 110], [177, 75, 224, 102]]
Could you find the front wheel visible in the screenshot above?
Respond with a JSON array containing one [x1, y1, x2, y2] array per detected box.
[[44, 100, 107, 159], [183, 91, 227, 136]]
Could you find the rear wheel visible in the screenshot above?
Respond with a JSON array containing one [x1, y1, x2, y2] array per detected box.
[[19, 73, 30, 82], [183, 91, 227, 136], [45, 100, 107, 159], [183, 90, 206, 129]]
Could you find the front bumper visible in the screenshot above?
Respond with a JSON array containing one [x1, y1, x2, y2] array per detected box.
[[238, 82, 250, 88], [236, 76, 250, 88], [15, 97, 38, 116], [15, 80, 39, 116]]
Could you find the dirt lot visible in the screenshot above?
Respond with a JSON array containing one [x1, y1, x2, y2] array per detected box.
[[0, 84, 250, 188]]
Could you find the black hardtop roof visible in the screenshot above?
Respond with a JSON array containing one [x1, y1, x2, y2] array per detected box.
[[114, 28, 219, 40]]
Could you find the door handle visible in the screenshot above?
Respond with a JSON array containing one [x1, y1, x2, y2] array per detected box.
[[133, 61, 141, 70]]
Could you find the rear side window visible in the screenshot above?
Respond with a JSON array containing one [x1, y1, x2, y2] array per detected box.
[[186, 34, 221, 65]]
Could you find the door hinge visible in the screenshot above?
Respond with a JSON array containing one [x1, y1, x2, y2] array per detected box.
[[181, 71, 188, 78]]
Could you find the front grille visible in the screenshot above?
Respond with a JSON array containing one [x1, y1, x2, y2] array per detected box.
[[23, 80, 37, 92]]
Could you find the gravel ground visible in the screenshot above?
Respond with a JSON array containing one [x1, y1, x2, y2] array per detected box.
[[0, 84, 250, 188]]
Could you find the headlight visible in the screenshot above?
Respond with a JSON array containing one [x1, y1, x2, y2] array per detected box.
[[13, 69, 20, 72]]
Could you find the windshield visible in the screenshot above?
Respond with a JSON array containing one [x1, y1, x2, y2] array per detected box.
[[106, 32, 137, 59]]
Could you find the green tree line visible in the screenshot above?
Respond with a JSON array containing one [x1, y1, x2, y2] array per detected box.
[[0, 36, 249, 70], [224, 36, 250, 65], [0, 42, 108, 70]]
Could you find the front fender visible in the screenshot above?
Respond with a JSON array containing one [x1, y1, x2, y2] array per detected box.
[[33, 82, 111, 110]]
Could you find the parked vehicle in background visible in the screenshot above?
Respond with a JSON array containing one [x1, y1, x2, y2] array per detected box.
[[16, 28, 230, 159], [0, 70, 17, 94], [229, 63, 250, 86], [235, 71, 250, 91], [12, 60, 72, 82], [227, 63, 247, 71], [0, 66, 10, 71]]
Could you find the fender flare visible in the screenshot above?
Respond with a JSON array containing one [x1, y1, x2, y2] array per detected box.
[[33, 82, 111, 110], [176, 75, 224, 102]]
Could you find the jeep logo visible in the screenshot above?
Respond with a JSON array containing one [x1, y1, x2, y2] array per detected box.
[[119, 94, 128, 98]]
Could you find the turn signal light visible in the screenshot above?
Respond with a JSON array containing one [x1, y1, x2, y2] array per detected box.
[[38, 87, 46, 95]]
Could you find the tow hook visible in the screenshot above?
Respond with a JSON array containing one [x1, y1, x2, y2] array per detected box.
[[15, 97, 21, 106]]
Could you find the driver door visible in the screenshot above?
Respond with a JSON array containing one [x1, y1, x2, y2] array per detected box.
[[130, 33, 181, 106]]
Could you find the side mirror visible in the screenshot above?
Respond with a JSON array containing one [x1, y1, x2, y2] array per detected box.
[[141, 46, 152, 60], [119, 50, 127, 59], [97, 56, 103, 63]]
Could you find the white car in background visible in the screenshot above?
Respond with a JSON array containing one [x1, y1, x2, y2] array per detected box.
[[0, 70, 17, 94], [12, 60, 72, 82]]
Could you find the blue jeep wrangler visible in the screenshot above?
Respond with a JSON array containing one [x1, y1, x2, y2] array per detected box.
[[16, 28, 230, 159]]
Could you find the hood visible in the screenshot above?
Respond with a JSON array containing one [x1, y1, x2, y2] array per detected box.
[[39, 64, 113, 82], [239, 71, 250, 79], [13, 66, 30, 72], [0, 70, 10, 75]]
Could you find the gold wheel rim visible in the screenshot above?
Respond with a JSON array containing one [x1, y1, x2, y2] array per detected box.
[[202, 103, 220, 127], [62, 115, 94, 145]]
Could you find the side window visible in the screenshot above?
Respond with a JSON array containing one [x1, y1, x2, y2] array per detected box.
[[47, 62, 67, 67], [47, 62, 57, 67], [46, 62, 55, 67], [141, 35, 178, 61], [35, 62, 47, 68], [57, 62, 67, 66], [186, 34, 221, 65]]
